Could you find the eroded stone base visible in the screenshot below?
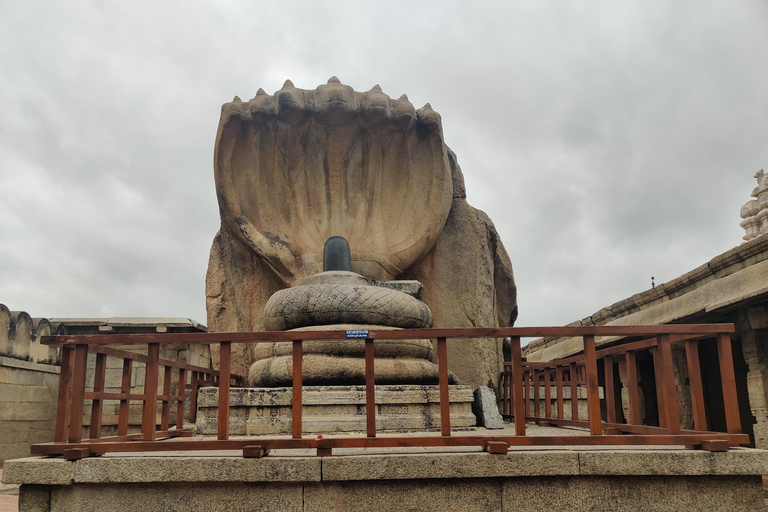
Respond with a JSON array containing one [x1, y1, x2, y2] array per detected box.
[[196, 385, 476, 435]]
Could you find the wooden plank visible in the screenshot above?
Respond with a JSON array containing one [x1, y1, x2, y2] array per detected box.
[[583, 335, 602, 435], [437, 337, 451, 437], [41, 324, 736, 347], [365, 338, 376, 438], [89, 352, 107, 439], [717, 333, 742, 434], [604, 356, 616, 424], [685, 340, 707, 431], [555, 366, 564, 419], [657, 334, 681, 434], [218, 342, 231, 440], [569, 363, 578, 421], [63, 447, 90, 460], [523, 371, 530, 419], [88, 344, 216, 375], [701, 439, 729, 452], [117, 358, 132, 436], [485, 441, 509, 454], [543, 367, 551, 419], [54, 346, 74, 442], [189, 371, 199, 423], [292, 340, 303, 439], [28, 431, 752, 457], [161, 365, 173, 432], [510, 336, 526, 436], [652, 348, 667, 428], [243, 445, 270, 458], [141, 343, 160, 441], [68, 344, 89, 443], [533, 370, 540, 419], [625, 351, 640, 425], [176, 368, 187, 430]]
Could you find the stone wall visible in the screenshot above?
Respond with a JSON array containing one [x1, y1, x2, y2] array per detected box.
[[0, 305, 62, 463], [0, 306, 211, 461]]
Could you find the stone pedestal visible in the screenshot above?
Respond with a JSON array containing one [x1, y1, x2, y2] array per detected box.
[[6, 448, 768, 511], [195, 385, 476, 435]]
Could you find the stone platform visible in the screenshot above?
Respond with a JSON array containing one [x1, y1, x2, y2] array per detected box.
[[195, 385, 476, 435], [5, 431, 768, 512]]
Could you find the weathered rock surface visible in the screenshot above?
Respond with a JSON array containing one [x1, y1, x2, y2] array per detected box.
[[472, 386, 504, 429], [206, 79, 517, 391], [249, 323, 444, 386], [262, 282, 432, 331]]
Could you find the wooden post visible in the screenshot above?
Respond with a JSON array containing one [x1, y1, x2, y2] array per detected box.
[[717, 334, 742, 433], [543, 367, 551, 420], [685, 340, 707, 431], [365, 338, 376, 437], [292, 340, 303, 439], [89, 352, 107, 439], [189, 371, 199, 423], [657, 334, 681, 434], [533, 370, 540, 420], [218, 342, 231, 440], [569, 362, 578, 421], [652, 348, 667, 428], [141, 343, 160, 441], [68, 344, 88, 443], [583, 335, 602, 435], [176, 368, 187, 430], [625, 351, 640, 425], [161, 364, 173, 432], [524, 370, 531, 418], [117, 358, 132, 436], [54, 346, 74, 442], [510, 337, 526, 435], [555, 366, 564, 420], [437, 337, 451, 436], [604, 356, 616, 424]]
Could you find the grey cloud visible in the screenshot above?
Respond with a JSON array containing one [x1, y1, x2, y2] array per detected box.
[[1, 0, 767, 329]]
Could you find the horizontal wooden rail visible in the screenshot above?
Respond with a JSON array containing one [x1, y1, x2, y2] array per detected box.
[[35, 324, 743, 460], [40, 324, 735, 346]]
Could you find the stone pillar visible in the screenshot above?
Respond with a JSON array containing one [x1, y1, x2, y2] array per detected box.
[[741, 326, 768, 448], [671, 347, 694, 430]]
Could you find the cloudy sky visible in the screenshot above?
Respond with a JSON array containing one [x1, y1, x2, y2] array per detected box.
[[1, 1, 767, 332]]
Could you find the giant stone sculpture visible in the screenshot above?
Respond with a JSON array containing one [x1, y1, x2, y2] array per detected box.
[[206, 77, 517, 392]]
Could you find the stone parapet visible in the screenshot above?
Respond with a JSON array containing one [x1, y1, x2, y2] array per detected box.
[[5, 448, 768, 511]]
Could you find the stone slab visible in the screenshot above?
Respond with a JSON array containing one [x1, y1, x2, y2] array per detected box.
[[49, 482, 302, 512], [321, 451, 579, 480], [72, 456, 321, 483], [196, 385, 477, 435], [502, 475, 764, 512], [578, 448, 768, 475], [304, 479, 500, 512], [3, 458, 72, 485]]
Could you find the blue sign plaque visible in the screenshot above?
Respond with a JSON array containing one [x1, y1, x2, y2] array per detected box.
[[345, 330, 369, 338]]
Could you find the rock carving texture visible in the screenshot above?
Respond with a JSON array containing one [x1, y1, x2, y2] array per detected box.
[[206, 79, 517, 392], [262, 283, 432, 331]]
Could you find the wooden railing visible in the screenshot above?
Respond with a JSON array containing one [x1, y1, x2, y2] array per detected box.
[[32, 325, 747, 460], [501, 328, 743, 448]]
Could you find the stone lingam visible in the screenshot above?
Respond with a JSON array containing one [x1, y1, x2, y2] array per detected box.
[[249, 235, 454, 387], [206, 77, 517, 393]]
